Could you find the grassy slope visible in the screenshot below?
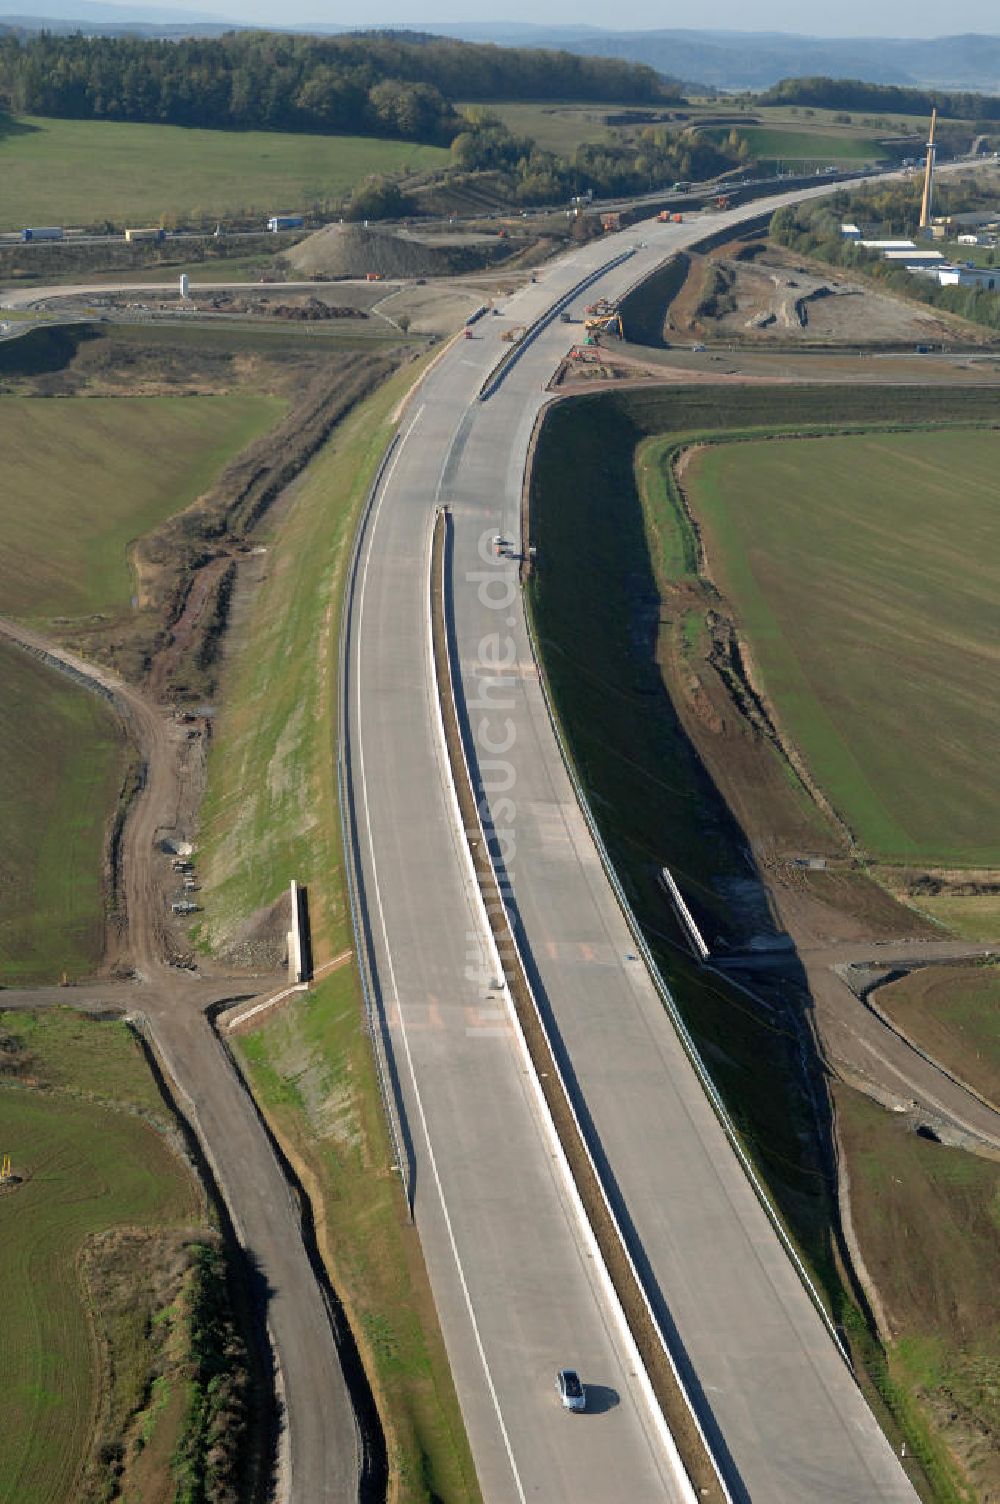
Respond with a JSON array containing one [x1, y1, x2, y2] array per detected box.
[[837, 1085, 1000, 1502], [0, 394, 284, 622], [195, 366, 413, 952], [714, 124, 889, 161], [686, 429, 1000, 866], [0, 640, 127, 984], [0, 117, 449, 227], [875, 963, 1000, 1109], [0, 1010, 202, 1504], [198, 355, 480, 1501]]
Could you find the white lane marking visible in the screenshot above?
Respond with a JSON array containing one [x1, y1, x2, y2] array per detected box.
[[354, 410, 528, 1504]]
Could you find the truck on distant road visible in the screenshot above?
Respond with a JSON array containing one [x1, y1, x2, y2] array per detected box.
[[124, 227, 166, 243], [267, 214, 304, 232], [21, 226, 63, 242]]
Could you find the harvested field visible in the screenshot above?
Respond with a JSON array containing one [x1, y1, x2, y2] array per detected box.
[[836, 1084, 1000, 1501], [874, 963, 1000, 1110], [286, 221, 511, 280], [684, 429, 1000, 866], [0, 394, 283, 623], [0, 1010, 207, 1504], [0, 640, 127, 984]]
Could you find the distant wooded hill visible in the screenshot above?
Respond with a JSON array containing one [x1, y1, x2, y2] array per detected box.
[[0, 30, 677, 139], [759, 76, 1000, 121]]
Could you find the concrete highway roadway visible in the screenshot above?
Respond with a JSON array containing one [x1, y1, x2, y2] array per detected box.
[[346, 185, 923, 1503]]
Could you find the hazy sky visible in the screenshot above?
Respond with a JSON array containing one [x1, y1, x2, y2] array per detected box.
[[242, 2, 998, 34], [86, 0, 1000, 37]]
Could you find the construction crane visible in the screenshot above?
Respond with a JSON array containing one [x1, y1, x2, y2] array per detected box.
[[919, 106, 938, 231]]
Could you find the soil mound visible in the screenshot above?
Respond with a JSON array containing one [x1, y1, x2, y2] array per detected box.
[[285, 222, 506, 280]]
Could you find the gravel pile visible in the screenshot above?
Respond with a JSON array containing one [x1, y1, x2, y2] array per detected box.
[[286, 222, 507, 280]]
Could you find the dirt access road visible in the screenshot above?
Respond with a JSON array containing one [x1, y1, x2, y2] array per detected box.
[[0, 615, 376, 1504]]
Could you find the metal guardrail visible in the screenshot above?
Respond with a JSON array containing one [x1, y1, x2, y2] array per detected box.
[[336, 432, 413, 1218], [478, 247, 636, 400], [521, 587, 852, 1368]]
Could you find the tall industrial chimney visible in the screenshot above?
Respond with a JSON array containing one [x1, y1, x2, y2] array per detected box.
[[919, 107, 938, 231]]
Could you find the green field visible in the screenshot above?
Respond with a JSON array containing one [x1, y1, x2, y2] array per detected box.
[[685, 429, 1000, 865], [707, 124, 889, 162], [0, 394, 284, 622], [0, 117, 450, 227], [0, 1010, 202, 1503], [0, 640, 127, 984]]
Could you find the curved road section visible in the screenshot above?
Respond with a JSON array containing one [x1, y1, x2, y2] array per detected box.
[[346, 188, 919, 1503]]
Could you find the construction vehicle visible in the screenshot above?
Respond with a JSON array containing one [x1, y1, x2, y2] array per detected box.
[[501, 325, 526, 343], [601, 212, 622, 232], [584, 298, 613, 317], [584, 311, 623, 338]]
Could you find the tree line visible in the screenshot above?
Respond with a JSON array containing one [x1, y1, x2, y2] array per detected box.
[[759, 75, 1000, 123], [0, 30, 676, 141]]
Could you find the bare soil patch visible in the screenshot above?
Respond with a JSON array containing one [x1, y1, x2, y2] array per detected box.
[[664, 241, 989, 348]]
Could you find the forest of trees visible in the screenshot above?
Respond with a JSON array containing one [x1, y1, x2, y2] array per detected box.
[[0, 30, 677, 141], [760, 75, 1000, 123]]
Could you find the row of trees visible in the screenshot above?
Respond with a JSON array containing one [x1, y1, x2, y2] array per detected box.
[[0, 30, 675, 141], [760, 75, 1000, 123]]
